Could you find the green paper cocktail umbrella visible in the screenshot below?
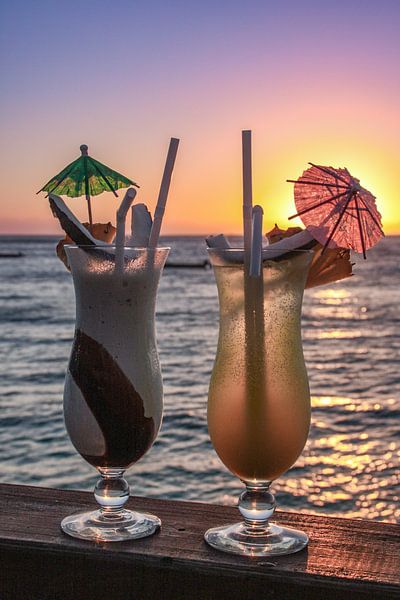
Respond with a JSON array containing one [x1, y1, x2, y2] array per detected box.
[[37, 144, 138, 227]]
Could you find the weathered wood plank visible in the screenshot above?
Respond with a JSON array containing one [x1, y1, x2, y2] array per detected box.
[[0, 483, 398, 600]]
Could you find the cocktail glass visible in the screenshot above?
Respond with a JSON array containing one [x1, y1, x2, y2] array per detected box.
[[204, 248, 312, 556], [60, 245, 169, 542]]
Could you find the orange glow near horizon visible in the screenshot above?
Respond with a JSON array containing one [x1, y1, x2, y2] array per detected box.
[[1, 132, 399, 237]]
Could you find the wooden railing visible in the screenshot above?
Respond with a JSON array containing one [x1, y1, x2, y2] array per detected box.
[[0, 483, 398, 599]]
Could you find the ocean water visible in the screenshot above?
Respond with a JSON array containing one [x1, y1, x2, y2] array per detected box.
[[0, 235, 398, 523]]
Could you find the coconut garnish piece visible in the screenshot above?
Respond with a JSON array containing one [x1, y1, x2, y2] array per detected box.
[[127, 203, 153, 247], [50, 194, 100, 246], [205, 229, 316, 263], [266, 223, 303, 244], [56, 222, 116, 269], [265, 227, 317, 253], [266, 224, 353, 288], [49, 194, 117, 268], [306, 246, 353, 289]]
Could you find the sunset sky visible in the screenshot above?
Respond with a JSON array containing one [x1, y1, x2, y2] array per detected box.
[[1, 0, 399, 235]]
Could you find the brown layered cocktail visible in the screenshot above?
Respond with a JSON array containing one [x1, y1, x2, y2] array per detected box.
[[61, 246, 169, 541]]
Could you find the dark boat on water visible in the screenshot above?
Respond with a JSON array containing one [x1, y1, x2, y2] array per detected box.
[[0, 252, 25, 258], [165, 259, 210, 269]]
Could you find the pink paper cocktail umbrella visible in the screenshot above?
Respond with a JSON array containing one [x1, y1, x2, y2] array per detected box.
[[287, 163, 384, 259]]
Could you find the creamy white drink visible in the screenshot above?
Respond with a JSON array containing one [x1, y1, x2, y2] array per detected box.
[[64, 246, 169, 469]]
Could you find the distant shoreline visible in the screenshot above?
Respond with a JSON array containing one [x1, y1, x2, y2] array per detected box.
[[1, 233, 399, 239]]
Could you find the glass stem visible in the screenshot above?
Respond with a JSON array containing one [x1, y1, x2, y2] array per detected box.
[[94, 468, 130, 515], [238, 481, 276, 531]]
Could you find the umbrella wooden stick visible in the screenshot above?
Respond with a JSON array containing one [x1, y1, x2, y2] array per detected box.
[[85, 194, 93, 229], [148, 138, 180, 248], [354, 196, 367, 259], [82, 152, 93, 229]]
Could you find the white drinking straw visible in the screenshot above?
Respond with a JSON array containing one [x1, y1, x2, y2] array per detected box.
[[250, 205, 263, 277], [242, 130, 253, 270], [115, 187, 137, 273], [148, 137, 180, 248], [241, 133, 265, 418]]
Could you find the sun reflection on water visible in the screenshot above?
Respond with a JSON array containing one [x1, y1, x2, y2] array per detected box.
[[312, 289, 352, 300], [313, 330, 363, 339], [300, 397, 395, 519], [273, 394, 399, 521]]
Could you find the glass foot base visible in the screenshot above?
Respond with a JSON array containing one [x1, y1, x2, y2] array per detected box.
[[204, 521, 308, 557], [61, 508, 161, 542]]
